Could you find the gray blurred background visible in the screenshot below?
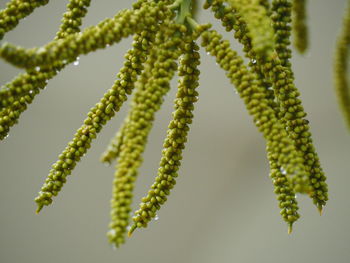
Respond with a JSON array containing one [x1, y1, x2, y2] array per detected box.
[[0, 0, 349, 262]]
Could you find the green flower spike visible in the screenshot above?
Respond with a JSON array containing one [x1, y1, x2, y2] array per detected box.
[[334, 0, 350, 130], [54, 0, 91, 40], [34, 8, 163, 213], [225, 0, 275, 59], [268, 1, 297, 215], [271, 0, 292, 69], [100, 119, 128, 165], [100, 0, 175, 165], [0, 0, 49, 40], [0, 0, 91, 140], [201, 29, 302, 231], [263, 59, 328, 209], [206, 0, 275, 110], [292, 0, 308, 54], [100, 19, 165, 165], [0, 2, 167, 69], [207, 1, 303, 222], [208, 0, 327, 208], [0, 0, 334, 245], [129, 36, 201, 236], [107, 22, 182, 247]]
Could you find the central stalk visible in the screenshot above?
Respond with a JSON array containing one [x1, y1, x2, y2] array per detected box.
[[175, 0, 193, 24]]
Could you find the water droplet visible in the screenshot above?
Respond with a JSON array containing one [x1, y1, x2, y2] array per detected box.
[[280, 167, 287, 175], [35, 66, 41, 72], [154, 214, 159, 221], [29, 90, 34, 94], [108, 229, 116, 236], [251, 59, 257, 64], [73, 57, 80, 66]]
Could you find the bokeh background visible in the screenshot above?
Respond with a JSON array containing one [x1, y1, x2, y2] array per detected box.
[[1, 0, 349, 262]]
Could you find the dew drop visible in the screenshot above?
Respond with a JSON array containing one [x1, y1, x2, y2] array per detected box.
[[154, 214, 159, 221], [108, 229, 116, 236], [280, 167, 287, 175], [73, 57, 80, 66], [29, 90, 34, 94]]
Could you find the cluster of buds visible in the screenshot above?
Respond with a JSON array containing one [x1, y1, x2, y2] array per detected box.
[[4, 0, 350, 249]]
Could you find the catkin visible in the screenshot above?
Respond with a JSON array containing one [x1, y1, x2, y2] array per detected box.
[[34, 9, 162, 212], [292, 0, 308, 53], [271, 0, 292, 68], [334, 0, 350, 130], [107, 22, 181, 247], [129, 36, 200, 235], [226, 0, 275, 59], [0, 0, 331, 242], [201, 29, 301, 229], [0, 0, 49, 40], [0, 2, 167, 69], [100, 20, 163, 165], [0, 0, 91, 140], [206, 0, 276, 111], [207, 0, 327, 208]]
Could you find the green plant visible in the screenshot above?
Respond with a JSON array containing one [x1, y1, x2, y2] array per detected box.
[[1, 0, 348, 248]]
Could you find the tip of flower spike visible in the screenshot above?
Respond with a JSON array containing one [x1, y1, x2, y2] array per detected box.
[[128, 224, 137, 237], [318, 205, 324, 216], [36, 205, 43, 214], [288, 224, 293, 235]]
